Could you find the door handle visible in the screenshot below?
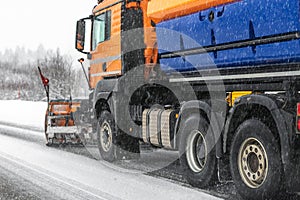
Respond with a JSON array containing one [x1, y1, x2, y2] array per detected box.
[[102, 62, 107, 72]]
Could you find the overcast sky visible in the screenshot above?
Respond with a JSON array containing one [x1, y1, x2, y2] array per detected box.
[[0, 1, 96, 57]]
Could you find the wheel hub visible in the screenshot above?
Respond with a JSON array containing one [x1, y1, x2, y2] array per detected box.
[[247, 152, 259, 173], [100, 121, 112, 152], [186, 130, 208, 173], [238, 138, 268, 188]]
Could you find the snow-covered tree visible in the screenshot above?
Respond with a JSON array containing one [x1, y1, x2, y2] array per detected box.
[[37, 49, 74, 99]]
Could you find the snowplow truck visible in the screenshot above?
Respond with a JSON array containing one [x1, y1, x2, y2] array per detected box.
[[74, 0, 300, 199]]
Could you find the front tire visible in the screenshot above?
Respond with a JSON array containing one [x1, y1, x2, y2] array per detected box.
[[97, 111, 117, 162], [179, 115, 217, 188], [97, 110, 140, 162], [230, 119, 283, 200]]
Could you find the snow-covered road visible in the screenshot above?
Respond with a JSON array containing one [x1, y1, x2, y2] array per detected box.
[[0, 100, 223, 200], [0, 131, 223, 200]]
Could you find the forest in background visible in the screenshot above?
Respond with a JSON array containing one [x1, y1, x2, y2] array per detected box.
[[0, 46, 89, 101]]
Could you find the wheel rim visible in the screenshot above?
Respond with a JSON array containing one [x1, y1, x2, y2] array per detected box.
[[186, 130, 208, 173], [238, 137, 268, 188], [100, 121, 112, 152]]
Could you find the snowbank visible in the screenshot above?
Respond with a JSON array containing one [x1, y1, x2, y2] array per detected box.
[[0, 100, 47, 131]]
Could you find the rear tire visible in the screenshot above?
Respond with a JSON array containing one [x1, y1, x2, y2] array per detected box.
[[230, 119, 283, 200], [179, 115, 217, 188]]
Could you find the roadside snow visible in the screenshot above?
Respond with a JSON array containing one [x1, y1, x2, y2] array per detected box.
[[0, 100, 47, 131]]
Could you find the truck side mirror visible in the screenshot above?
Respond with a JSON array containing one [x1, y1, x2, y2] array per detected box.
[[76, 20, 86, 52]]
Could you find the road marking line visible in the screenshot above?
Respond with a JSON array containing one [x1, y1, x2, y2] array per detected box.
[[0, 151, 120, 200]]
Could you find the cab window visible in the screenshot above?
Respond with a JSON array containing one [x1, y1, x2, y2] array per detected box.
[[92, 10, 111, 50]]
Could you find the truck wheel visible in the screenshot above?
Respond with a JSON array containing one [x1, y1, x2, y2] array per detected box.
[[179, 115, 217, 188], [97, 111, 117, 162], [230, 119, 283, 200]]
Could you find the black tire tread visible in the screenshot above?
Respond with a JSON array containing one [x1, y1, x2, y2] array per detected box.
[[179, 115, 218, 188], [230, 119, 283, 200]]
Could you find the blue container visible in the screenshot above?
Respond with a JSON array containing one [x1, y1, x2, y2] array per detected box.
[[157, 0, 300, 73]]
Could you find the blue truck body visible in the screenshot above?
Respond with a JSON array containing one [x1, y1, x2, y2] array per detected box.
[[157, 0, 300, 73]]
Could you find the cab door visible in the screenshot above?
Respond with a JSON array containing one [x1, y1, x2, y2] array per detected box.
[[89, 4, 122, 89]]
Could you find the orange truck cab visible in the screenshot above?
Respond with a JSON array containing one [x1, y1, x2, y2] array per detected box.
[[76, 0, 159, 86]]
